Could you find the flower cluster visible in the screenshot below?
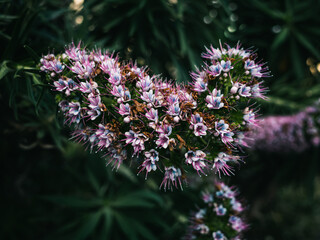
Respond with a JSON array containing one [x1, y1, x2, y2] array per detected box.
[[184, 181, 247, 240], [246, 99, 320, 152], [40, 42, 269, 190]]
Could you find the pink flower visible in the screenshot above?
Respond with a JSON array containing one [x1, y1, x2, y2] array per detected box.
[[205, 89, 224, 109], [54, 79, 67, 92], [137, 149, 159, 179], [185, 150, 207, 175], [156, 134, 170, 149], [207, 63, 222, 77], [79, 81, 92, 93], [136, 75, 153, 91], [193, 122, 208, 136], [160, 166, 183, 191], [220, 60, 233, 72], [212, 152, 234, 177], [145, 108, 158, 122], [118, 103, 130, 116], [238, 84, 251, 97], [202, 45, 222, 60]]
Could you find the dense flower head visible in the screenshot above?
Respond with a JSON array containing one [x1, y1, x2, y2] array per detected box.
[[245, 99, 320, 152], [184, 181, 248, 240], [40, 41, 269, 190]]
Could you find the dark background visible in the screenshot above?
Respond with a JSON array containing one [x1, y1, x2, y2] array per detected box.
[[1, 0, 320, 239]]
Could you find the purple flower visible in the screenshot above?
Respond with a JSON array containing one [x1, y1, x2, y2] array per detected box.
[[110, 85, 125, 98], [145, 108, 158, 122], [196, 224, 209, 235], [87, 108, 101, 120], [54, 79, 67, 92], [220, 60, 233, 72], [212, 230, 226, 240], [167, 94, 179, 105], [244, 59, 255, 69], [251, 83, 268, 99], [202, 192, 214, 203], [138, 149, 159, 179], [215, 120, 229, 134], [50, 59, 64, 73], [156, 124, 172, 136], [231, 199, 244, 212], [215, 204, 227, 216], [243, 109, 257, 125], [118, 103, 130, 116], [100, 57, 117, 74], [58, 100, 69, 112], [88, 93, 101, 109], [66, 102, 81, 124], [229, 216, 247, 232], [221, 131, 234, 146], [125, 130, 148, 154], [184, 150, 207, 175], [79, 81, 93, 93], [193, 122, 208, 136], [191, 70, 208, 92], [65, 42, 85, 61], [206, 89, 224, 109], [68, 102, 81, 116], [65, 79, 78, 96], [212, 152, 234, 177], [238, 84, 251, 97], [95, 124, 113, 149], [251, 66, 263, 78], [185, 150, 196, 164], [195, 209, 206, 219], [193, 80, 207, 92], [202, 45, 222, 60], [167, 103, 180, 116], [108, 69, 122, 85], [208, 63, 222, 77], [141, 89, 155, 103], [190, 113, 203, 126], [156, 134, 170, 149], [70, 57, 95, 79], [136, 75, 153, 91], [106, 147, 127, 170], [125, 130, 137, 144], [159, 166, 183, 191]]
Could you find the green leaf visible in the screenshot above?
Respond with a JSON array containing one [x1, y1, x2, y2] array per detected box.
[[271, 27, 289, 49], [87, 169, 101, 195], [111, 190, 162, 208], [101, 207, 113, 238], [42, 195, 103, 208], [24, 45, 40, 62], [0, 61, 11, 80], [70, 212, 102, 240], [177, 24, 187, 55], [117, 165, 138, 183], [293, 29, 320, 59], [114, 213, 138, 240], [290, 38, 305, 80], [250, 0, 285, 19], [0, 14, 18, 21]]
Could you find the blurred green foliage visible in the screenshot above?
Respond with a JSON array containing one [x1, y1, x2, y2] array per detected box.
[[1, 0, 320, 239]]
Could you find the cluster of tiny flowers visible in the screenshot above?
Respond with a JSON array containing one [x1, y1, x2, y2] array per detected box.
[[184, 181, 247, 240], [246, 99, 320, 152], [40, 42, 269, 190]]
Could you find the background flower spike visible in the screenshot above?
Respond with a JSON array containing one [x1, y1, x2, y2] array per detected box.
[[183, 181, 248, 240]]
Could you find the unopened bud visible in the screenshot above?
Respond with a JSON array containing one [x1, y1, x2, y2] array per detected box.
[[124, 116, 131, 123]]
